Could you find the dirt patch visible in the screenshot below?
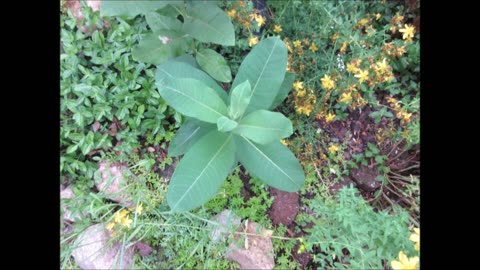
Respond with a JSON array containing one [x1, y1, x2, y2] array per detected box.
[[268, 188, 299, 226]]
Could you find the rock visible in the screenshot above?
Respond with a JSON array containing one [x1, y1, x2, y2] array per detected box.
[[61, 185, 84, 223], [134, 242, 153, 258], [65, 0, 110, 33], [350, 166, 381, 192], [268, 188, 299, 226], [209, 209, 242, 243], [329, 177, 356, 194], [72, 224, 135, 269], [95, 161, 134, 207], [226, 221, 275, 269]]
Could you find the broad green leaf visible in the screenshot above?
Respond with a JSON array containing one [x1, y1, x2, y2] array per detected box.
[[231, 37, 288, 114], [196, 48, 232, 83], [158, 78, 228, 123], [170, 54, 200, 68], [229, 80, 252, 120], [236, 136, 305, 192], [100, 1, 173, 18], [217, 116, 238, 132], [183, 2, 235, 46], [156, 59, 228, 102], [233, 110, 293, 145], [132, 30, 193, 65], [145, 11, 182, 32], [167, 131, 236, 212], [168, 120, 214, 157], [270, 72, 295, 109]]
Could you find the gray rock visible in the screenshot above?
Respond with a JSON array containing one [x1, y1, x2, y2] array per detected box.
[[95, 161, 134, 207], [351, 166, 381, 192], [226, 221, 275, 269], [209, 209, 242, 243], [61, 185, 84, 223], [72, 224, 135, 269]]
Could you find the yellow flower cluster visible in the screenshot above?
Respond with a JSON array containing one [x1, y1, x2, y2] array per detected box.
[[328, 144, 339, 154], [249, 36, 259, 47], [292, 80, 316, 116], [391, 227, 420, 270], [297, 238, 307, 254], [391, 251, 419, 270], [381, 42, 407, 58], [320, 75, 335, 90], [226, 1, 265, 31], [106, 204, 143, 237], [372, 58, 394, 83], [386, 96, 413, 125], [389, 13, 405, 34]]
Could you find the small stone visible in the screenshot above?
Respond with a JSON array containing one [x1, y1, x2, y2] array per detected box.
[[61, 185, 84, 223], [72, 224, 135, 269], [135, 242, 153, 257], [95, 161, 134, 207], [226, 221, 275, 269], [209, 209, 242, 243], [351, 166, 381, 192]]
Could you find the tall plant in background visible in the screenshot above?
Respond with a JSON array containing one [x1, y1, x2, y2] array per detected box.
[[101, 0, 235, 83], [156, 37, 304, 212]]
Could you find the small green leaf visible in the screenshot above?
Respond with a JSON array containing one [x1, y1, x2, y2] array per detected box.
[[168, 120, 214, 157], [196, 48, 232, 83], [217, 116, 238, 132], [158, 78, 228, 123], [132, 30, 193, 65], [236, 136, 305, 192], [183, 2, 235, 46], [145, 11, 182, 32], [233, 110, 293, 145], [270, 72, 295, 109], [167, 131, 236, 212], [228, 80, 252, 120]]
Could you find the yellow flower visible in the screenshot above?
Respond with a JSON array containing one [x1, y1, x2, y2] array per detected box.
[[325, 112, 335, 123], [328, 144, 339, 154], [346, 63, 359, 73], [309, 42, 318, 52], [114, 209, 129, 223], [280, 139, 288, 146], [293, 40, 302, 48], [331, 32, 339, 41], [297, 90, 306, 97], [121, 216, 133, 228], [136, 204, 143, 215], [399, 24, 415, 41], [254, 14, 265, 27], [376, 58, 390, 74], [320, 75, 335, 90], [243, 21, 251, 29], [339, 92, 352, 104], [273, 24, 282, 33], [376, 13, 381, 20], [354, 69, 369, 83], [297, 244, 306, 254], [358, 18, 369, 26], [106, 222, 115, 231], [391, 251, 419, 270], [249, 36, 259, 47], [409, 227, 420, 251], [293, 81, 304, 91], [339, 41, 347, 53], [227, 9, 236, 19]]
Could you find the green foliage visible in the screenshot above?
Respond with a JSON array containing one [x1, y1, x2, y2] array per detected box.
[[304, 185, 416, 269], [158, 37, 305, 212], [100, 0, 235, 82], [60, 5, 176, 184]]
